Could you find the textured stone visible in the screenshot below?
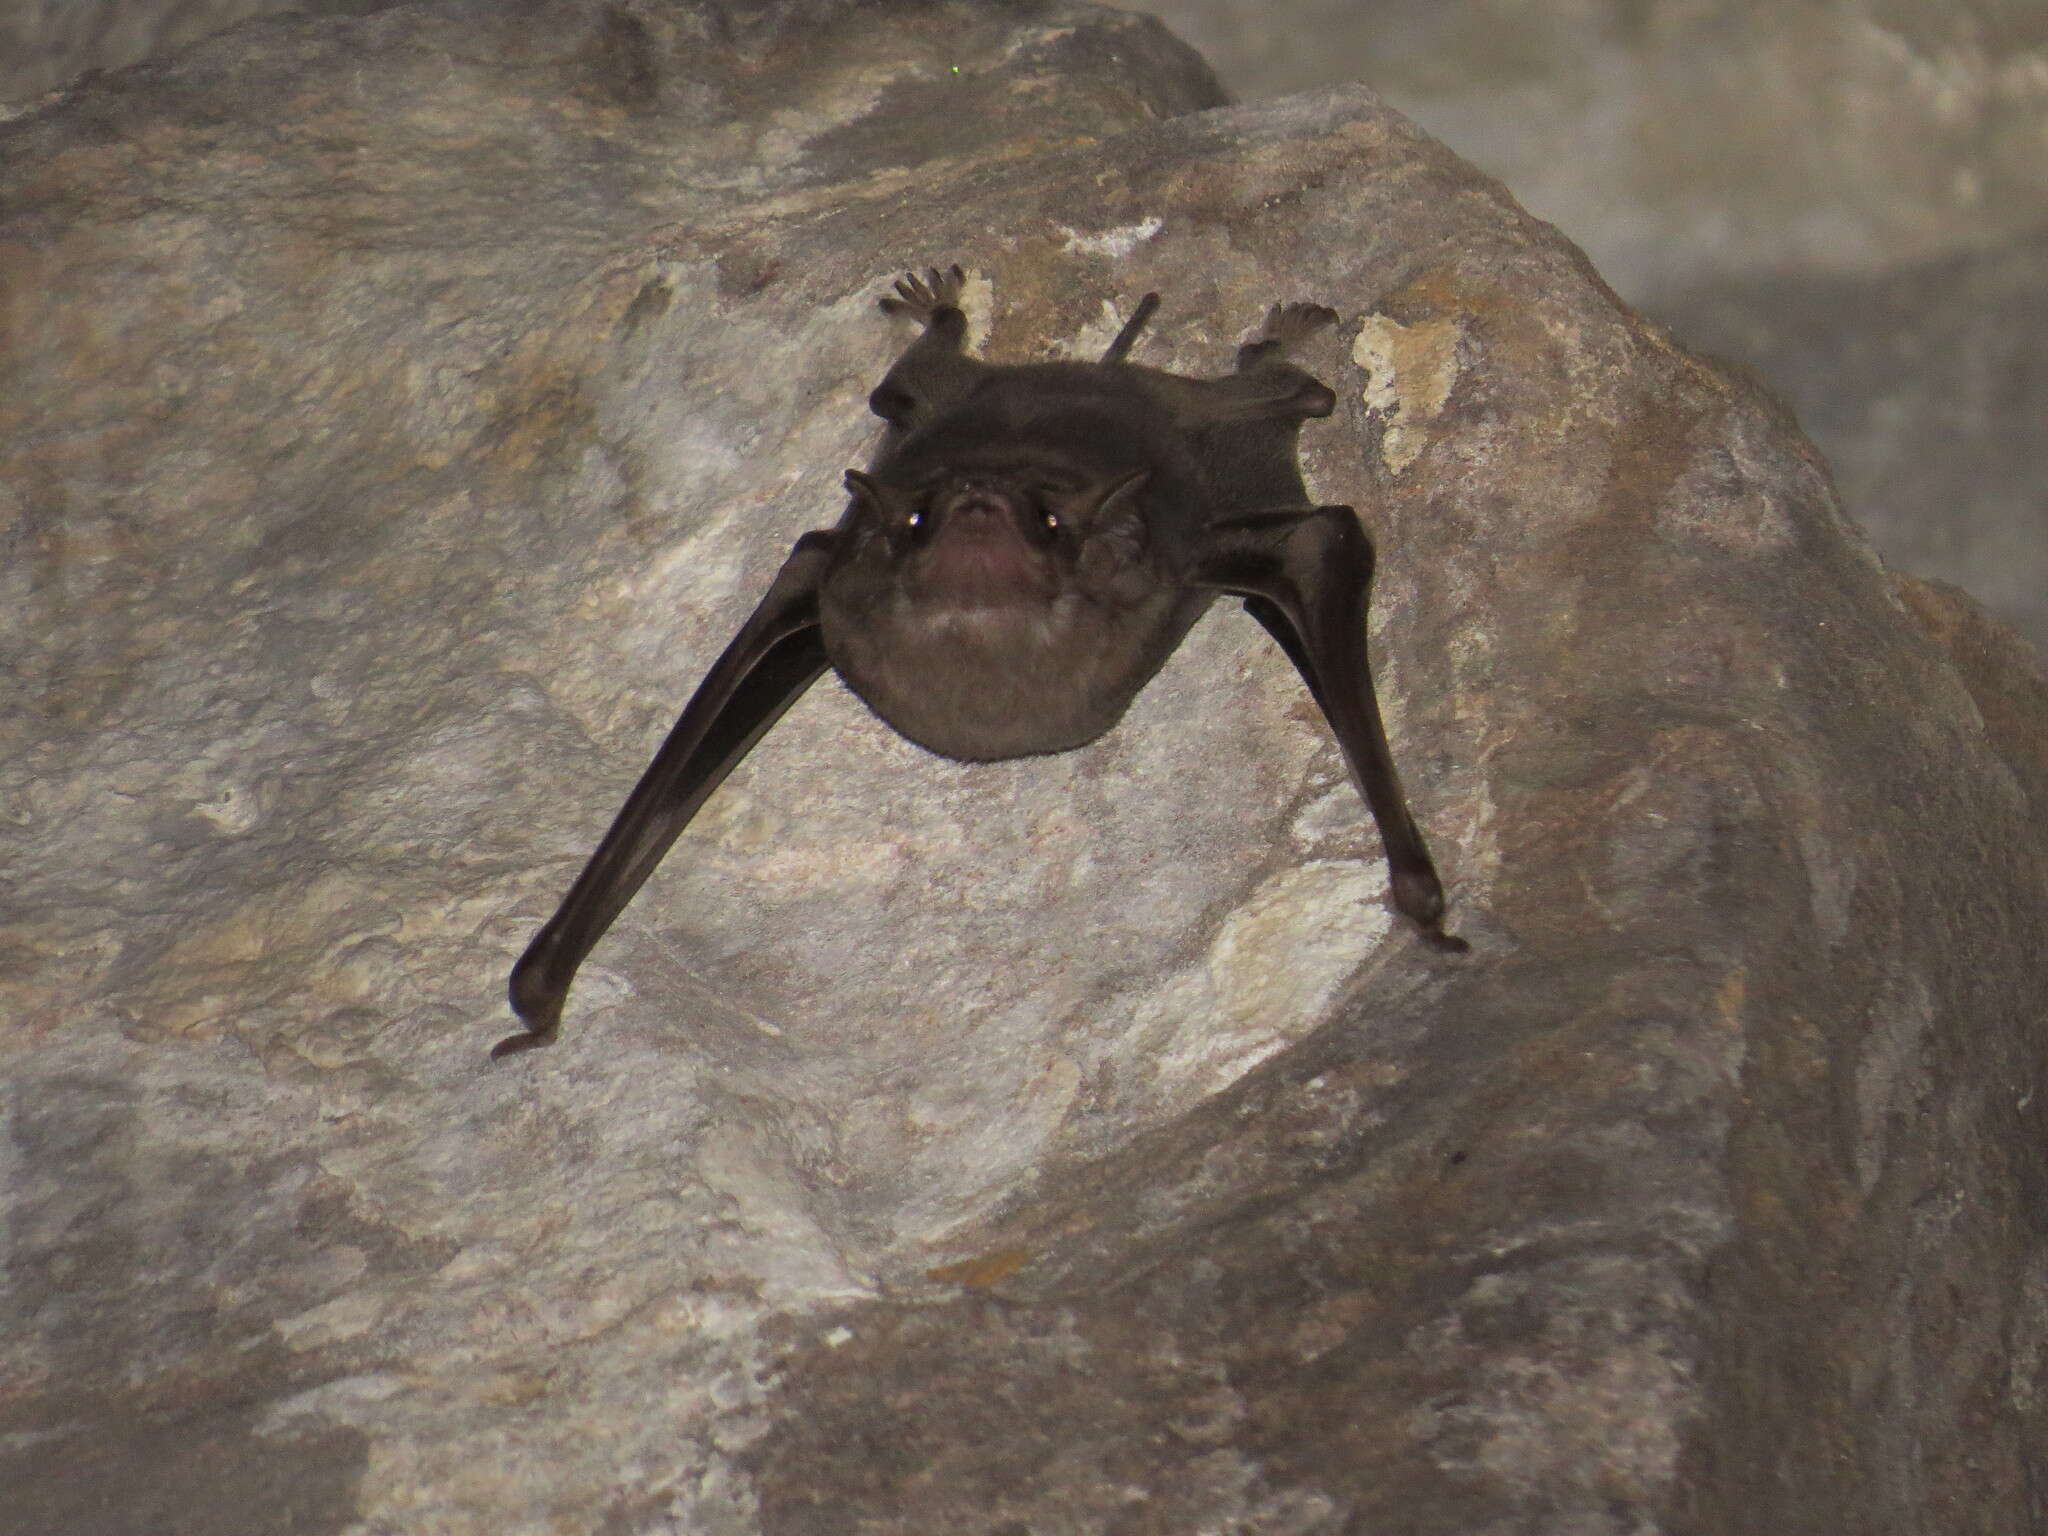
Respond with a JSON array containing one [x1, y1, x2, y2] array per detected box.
[[11, 0, 2044, 642], [1145, 0, 2048, 286], [1652, 235, 2048, 655], [1138, 0, 2048, 654], [0, 0, 309, 103], [4, 2, 2045, 1532]]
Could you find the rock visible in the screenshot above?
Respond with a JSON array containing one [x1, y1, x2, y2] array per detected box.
[[14, 4, 2045, 647], [3, 2, 2044, 1532], [1144, 0, 2048, 287], [1651, 235, 2048, 656], [1139, 0, 2048, 656], [1, 0, 309, 104]]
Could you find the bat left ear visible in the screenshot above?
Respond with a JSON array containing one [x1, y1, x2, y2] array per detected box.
[[1068, 467, 1150, 523]]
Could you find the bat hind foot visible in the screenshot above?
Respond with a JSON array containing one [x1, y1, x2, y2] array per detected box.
[[1238, 301, 1339, 369], [880, 264, 967, 322], [1263, 301, 1339, 348]]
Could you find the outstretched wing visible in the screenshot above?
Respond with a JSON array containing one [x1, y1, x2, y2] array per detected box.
[[1189, 506, 1462, 949], [497, 532, 839, 1057]]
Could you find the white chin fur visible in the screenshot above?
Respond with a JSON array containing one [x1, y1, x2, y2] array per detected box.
[[911, 600, 1072, 651]]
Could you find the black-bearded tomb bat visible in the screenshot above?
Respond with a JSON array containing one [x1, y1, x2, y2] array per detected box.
[[495, 266, 1462, 1058]]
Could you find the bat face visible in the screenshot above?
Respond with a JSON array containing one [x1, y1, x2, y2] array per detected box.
[[818, 386, 1207, 761], [493, 269, 1462, 1058]]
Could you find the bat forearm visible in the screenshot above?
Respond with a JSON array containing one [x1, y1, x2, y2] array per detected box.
[[494, 538, 835, 1057]]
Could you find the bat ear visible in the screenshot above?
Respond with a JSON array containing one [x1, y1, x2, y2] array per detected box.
[[868, 382, 916, 424], [1075, 467, 1150, 521], [843, 473, 892, 514], [844, 469, 914, 526]]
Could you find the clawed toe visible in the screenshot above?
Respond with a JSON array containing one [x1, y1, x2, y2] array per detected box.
[[880, 263, 967, 318], [1261, 301, 1339, 349]]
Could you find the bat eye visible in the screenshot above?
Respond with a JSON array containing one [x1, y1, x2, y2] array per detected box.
[[906, 510, 923, 530], [1042, 511, 1060, 532]]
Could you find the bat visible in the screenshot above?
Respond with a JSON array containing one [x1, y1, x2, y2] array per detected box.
[[494, 266, 1463, 1058]]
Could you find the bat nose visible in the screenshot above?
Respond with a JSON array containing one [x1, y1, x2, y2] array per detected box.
[[933, 479, 1051, 545], [949, 486, 1011, 521], [933, 481, 1064, 552], [944, 477, 1013, 514]]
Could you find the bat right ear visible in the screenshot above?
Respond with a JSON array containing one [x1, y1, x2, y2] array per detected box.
[[868, 382, 916, 424], [845, 470, 920, 535], [1075, 467, 1151, 521], [843, 469, 904, 520]]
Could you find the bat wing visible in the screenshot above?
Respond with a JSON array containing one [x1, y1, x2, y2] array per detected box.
[[1189, 508, 1463, 950], [497, 531, 839, 1057]]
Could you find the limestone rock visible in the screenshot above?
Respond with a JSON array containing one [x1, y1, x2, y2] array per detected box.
[[1147, 0, 2048, 286], [3, 2, 2044, 1532], [1141, 0, 2048, 655], [0, 0, 312, 104], [1652, 235, 2048, 657]]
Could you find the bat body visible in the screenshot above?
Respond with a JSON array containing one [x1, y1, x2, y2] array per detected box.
[[496, 268, 1461, 1058]]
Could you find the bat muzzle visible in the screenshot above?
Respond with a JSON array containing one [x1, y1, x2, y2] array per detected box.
[[925, 480, 1057, 546], [910, 480, 1059, 600]]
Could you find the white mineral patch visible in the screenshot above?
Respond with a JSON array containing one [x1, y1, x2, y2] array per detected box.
[[1083, 860, 1396, 1132], [1059, 216, 1165, 259], [1353, 312, 1464, 473]]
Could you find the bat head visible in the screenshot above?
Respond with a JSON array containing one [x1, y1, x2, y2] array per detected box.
[[817, 393, 1204, 761], [838, 463, 1150, 607]]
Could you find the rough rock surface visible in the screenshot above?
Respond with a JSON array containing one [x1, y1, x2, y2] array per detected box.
[[3, 2, 2045, 1533], [1652, 235, 2048, 664], [1140, 0, 2048, 655], [1147, 0, 2048, 287], [12, 3, 2045, 651], [0, 0, 301, 102]]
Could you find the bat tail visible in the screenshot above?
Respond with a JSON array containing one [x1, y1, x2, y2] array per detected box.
[[1101, 292, 1161, 363]]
